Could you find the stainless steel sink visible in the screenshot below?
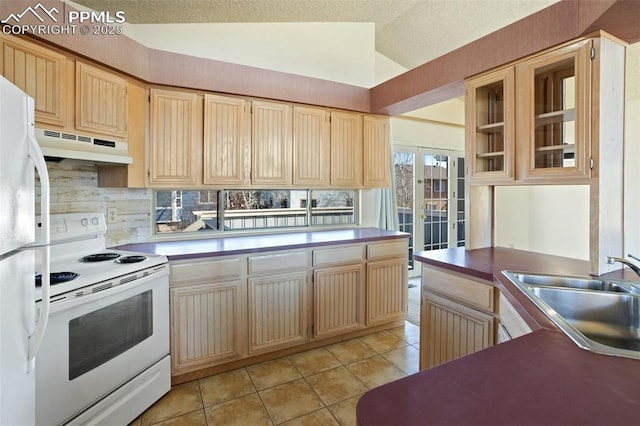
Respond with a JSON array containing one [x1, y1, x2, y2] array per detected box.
[[505, 272, 640, 294], [502, 271, 640, 359]]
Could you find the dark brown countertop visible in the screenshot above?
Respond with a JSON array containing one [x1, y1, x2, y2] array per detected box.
[[357, 247, 640, 425], [113, 227, 409, 261], [358, 329, 640, 426]]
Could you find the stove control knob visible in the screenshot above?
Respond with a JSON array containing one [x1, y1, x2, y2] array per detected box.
[[91, 217, 100, 226], [81, 218, 89, 227]]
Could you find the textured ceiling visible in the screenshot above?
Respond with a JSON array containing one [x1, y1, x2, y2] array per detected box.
[[71, 0, 559, 70]]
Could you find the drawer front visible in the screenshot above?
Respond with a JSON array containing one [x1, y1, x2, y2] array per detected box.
[[422, 265, 495, 313], [248, 251, 308, 275], [366, 240, 407, 261], [313, 245, 363, 267], [171, 258, 242, 286]]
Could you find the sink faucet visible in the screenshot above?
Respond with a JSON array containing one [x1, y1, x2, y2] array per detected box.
[[606, 254, 640, 277]]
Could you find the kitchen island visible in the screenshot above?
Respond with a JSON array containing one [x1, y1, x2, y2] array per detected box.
[[356, 247, 640, 425], [116, 228, 411, 383]]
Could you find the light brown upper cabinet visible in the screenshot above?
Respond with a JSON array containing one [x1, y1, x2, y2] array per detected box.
[[330, 111, 362, 187], [293, 106, 330, 187], [97, 79, 147, 188], [0, 35, 66, 127], [464, 33, 625, 275], [203, 94, 249, 186], [465, 67, 515, 183], [516, 39, 591, 182], [363, 115, 391, 188], [75, 62, 128, 139], [251, 100, 293, 186], [148, 88, 203, 187], [465, 35, 618, 185]]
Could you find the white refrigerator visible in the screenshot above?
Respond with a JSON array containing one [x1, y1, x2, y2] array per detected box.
[[0, 76, 51, 425]]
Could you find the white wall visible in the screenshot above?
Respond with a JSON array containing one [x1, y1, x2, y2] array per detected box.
[[126, 22, 398, 88], [390, 116, 465, 151], [401, 98, 465, 126], [625, 42, 640, 257], [494, 185, 590, 260]]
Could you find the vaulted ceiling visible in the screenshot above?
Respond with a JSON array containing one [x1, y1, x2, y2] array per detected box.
[[8, 0, 636, 115], [71, 0, 559, 71]]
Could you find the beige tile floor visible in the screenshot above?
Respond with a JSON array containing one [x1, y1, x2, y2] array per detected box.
[[129, 322, 420, 426]]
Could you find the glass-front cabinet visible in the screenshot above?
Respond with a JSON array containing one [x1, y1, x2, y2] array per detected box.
[[465, 38, 593, 184], [516, 39, 592, 181], [465, 67, 514, 182]]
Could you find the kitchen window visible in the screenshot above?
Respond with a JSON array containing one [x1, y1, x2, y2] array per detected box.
[[153, 189, 357, 235]]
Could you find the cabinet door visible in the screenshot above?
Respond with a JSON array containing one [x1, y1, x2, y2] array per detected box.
[[170, 281, 246, 374], [293, 106, 330, 186], [1, 35, 66, 127], [251, 100, 292, 186], [248, 271, 307, 354], [516, 39, 591, 181], [465, 66, 515, 182], [362, 115, 390, 188], [498, 293, 532, 342], [75, 62, 127, 138], [330, 111, 362, 187], [203, 94, 249, 186], [149, 89, 201, 187], [98, 78, 147, 188], [313, 264, 365, 339], [366, 258, 407, 326], [420, 291, 494, 370]]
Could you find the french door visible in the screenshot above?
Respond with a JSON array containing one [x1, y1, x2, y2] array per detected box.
[[394, 146, 465, 277]]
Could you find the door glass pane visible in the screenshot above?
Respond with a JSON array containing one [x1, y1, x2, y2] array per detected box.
[[394, 152, 415, 270], [533, 58, 576, 169], [456, 157, 466, 247], [69, 290, 153, 380], [423, 155, 449, 250]]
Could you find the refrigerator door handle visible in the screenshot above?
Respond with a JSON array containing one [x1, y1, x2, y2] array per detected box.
[[26, 99, 51, 366]]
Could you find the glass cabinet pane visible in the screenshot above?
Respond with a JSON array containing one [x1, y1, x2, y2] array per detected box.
[[474, 81, 505, 173], [533, 57, 576, 169]]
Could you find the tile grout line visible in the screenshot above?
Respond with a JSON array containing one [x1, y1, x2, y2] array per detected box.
[[144, 323, 420, 425]]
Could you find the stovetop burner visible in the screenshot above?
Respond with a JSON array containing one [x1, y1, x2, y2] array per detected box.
[[80, 253, 121, 262], [115, 255, 147, 264], [35, 272, 79, 287]]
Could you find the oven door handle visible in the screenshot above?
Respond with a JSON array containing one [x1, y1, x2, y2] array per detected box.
[[27, 105, 51, 367]]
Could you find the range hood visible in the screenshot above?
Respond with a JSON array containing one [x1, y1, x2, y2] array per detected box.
[[35, 128, 133, 164]]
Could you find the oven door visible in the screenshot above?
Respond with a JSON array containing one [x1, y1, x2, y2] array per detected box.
[[35, 265, 169, 426]]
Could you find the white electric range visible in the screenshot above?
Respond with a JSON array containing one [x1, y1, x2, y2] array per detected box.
[[32, 212, 170, 426]]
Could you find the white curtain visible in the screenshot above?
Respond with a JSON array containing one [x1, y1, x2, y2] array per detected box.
[[375, 148, 399, 231]]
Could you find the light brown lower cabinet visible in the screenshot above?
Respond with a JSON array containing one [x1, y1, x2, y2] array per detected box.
[[169, 239, 408, 379], [421, 291, 494, 369], [170, 280, 246, 374], [313, 264, 365, 339], [498, 292, 532, 343], [248, 271, 308, 354], [420, 264, 496, 370], [366, 258, 407, 326]]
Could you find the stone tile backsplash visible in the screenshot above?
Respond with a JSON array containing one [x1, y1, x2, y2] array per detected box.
[[36, 160, 151, 247]]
